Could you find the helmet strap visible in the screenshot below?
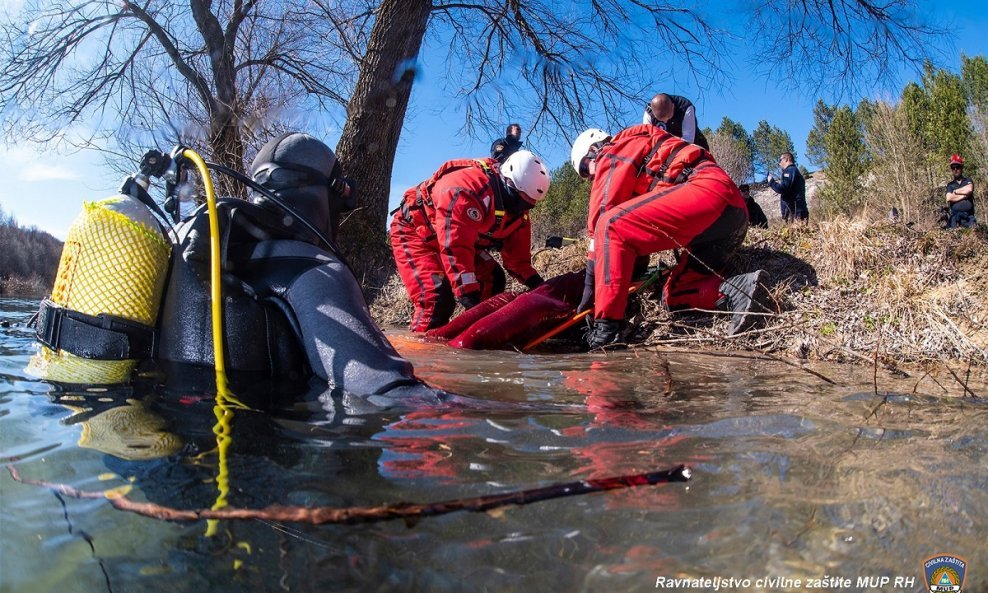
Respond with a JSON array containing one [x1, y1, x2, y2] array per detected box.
[[501, 181, 533, 212]]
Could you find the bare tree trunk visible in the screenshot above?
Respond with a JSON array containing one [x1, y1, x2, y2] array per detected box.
[[206, 108, 248, 198], [335, 0, 431, 294], [191, 0, 246, 198]]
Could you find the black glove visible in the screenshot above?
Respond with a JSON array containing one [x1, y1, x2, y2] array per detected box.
[[577, 259, 595, 312], [524, 274, 545, 290], [458, 291, 482, 310], [545, 236, 564, 248]]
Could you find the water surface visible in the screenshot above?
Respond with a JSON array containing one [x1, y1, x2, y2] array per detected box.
[[1, 297, 985, 592]]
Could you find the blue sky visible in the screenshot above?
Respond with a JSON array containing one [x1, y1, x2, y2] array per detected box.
[[2, 1, 986, 240]]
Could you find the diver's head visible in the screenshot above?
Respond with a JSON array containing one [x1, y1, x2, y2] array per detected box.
[[249, 132, 355, 243]]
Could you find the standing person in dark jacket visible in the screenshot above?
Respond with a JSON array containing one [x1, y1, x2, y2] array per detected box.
[[642, 93, 709, 150], [740, 184, 768, 228], [490, 123, 524, 163], [768, 152, 808, 222], [945, 154, 976, 228]]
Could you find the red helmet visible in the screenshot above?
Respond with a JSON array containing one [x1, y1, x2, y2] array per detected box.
[[950, 154, 965, 166]]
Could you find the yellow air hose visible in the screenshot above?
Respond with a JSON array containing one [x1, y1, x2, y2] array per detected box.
[[181, 149, 227, 377], [179, 149, 245, 540]]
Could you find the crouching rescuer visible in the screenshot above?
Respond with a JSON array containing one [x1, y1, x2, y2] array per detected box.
[[390, 150, 550, 332], [29, 132, 444, 403], [570, 125, 771, 349]]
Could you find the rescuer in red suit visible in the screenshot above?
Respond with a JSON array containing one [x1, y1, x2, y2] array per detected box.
[[390, 150, 550, 331], [570, 125, 770, 348]]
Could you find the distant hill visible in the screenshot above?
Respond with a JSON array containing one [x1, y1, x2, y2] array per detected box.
[[0, 203, 63, 296]]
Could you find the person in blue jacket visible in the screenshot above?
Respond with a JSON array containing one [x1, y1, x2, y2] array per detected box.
[[768, 152, 808, 222]]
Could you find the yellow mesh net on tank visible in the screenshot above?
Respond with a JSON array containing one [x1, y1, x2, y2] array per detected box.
[[27, 197, 171, 384]]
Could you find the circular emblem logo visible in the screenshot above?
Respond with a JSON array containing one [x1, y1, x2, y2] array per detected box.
[[466, 207, 482, 222]]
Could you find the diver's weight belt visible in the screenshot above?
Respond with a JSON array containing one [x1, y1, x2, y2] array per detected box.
[[36, 299, 157, 360]]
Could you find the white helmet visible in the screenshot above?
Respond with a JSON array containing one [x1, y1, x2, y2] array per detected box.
[[502, 150, 550, 204], [570, 128, 611, 177]]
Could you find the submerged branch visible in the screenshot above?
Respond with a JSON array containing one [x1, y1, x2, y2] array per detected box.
[[7, 464, 691, 526]]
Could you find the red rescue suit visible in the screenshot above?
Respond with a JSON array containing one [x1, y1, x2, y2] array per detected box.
[[587, 124, 747, 320], [390, 158, 540, 332]]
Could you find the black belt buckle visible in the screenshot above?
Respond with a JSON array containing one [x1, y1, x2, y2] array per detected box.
[[674, 165, 696, 184], [35, 298, 64, 351], [99, 314, 156, 359]]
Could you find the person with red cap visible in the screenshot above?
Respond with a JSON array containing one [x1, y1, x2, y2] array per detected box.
[[390, 150, 550, 331], [945, 154, 976, 228], [570, 124, 770, 348]]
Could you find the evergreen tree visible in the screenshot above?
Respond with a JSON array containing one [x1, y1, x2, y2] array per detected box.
[[900, 81, 928, 145], [716, 117, 754, 154], [855, 98, 877, 166], [855, 99, 877, 140], [709, 117, 754, 183], [821, 106, 868, 213], [921, 62, 971, 160], [752, 121, 796, 178], [806, 100, 836, 168], [961, 54, 988, 112], [961, 54, 988, 172], [528, 164, 591, 244]]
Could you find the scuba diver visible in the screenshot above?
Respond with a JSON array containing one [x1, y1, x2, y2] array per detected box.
[[29, 132, 443, 406]]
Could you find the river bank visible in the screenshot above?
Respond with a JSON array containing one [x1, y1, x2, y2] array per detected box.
[[0, 276, 48, 297], [371, 217, 988, 382]]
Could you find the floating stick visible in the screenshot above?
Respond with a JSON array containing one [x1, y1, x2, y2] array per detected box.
[[8, 464, 691, 526]]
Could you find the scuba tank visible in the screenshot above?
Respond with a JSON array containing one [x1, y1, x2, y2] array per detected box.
[[27, 194, 171, 384]]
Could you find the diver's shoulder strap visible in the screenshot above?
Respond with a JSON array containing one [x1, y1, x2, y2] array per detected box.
[[36, 299, 157, 361]]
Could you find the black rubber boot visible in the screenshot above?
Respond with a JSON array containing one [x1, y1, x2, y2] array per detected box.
[[718, 270, 770, 336], [586, 318, 629, 350]]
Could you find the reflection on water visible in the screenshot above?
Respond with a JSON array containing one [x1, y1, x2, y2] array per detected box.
[[2, 297, 987, 592]]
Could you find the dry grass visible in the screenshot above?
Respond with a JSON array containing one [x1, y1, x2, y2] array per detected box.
[[707, 220, 988, 370], [531, 240, 590, 277], [371, 219, 988, 372], [368, 272, 416, 328], [0, 275, 49, 297]]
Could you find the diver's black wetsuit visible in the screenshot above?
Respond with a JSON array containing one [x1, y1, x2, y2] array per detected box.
[[157, 198, 440, 404]]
